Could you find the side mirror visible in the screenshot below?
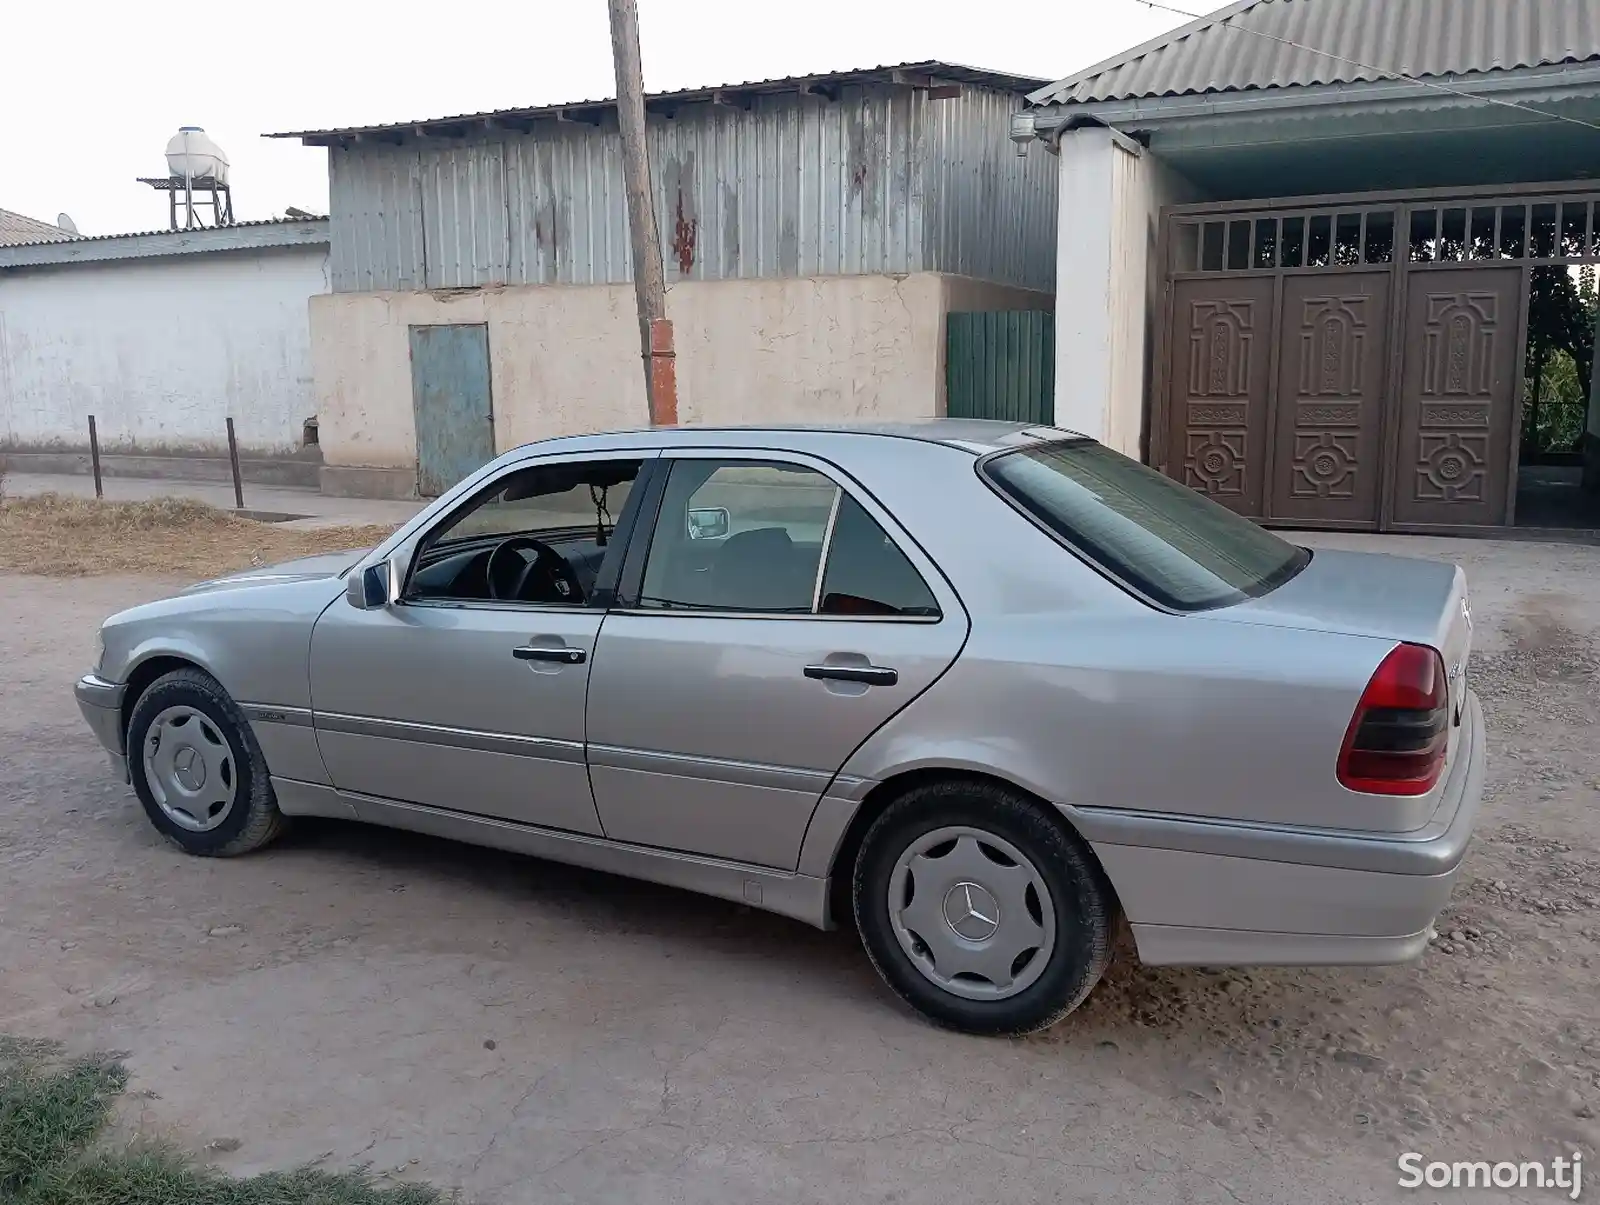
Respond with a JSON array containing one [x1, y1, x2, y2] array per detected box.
[[346, 552, 405, 609], [687, 506, 731, 541]]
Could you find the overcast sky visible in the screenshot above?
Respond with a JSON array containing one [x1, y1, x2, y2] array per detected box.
[[2, 0, 1229, 237]]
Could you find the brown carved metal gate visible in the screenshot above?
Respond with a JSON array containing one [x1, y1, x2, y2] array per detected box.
[[1154, 184, 1600, 532]]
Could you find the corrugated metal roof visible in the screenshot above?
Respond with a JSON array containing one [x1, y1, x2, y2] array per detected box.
[[0, 217, 329, 269], [0, 215, 324, 252], [270, 61, 1051, 145], [0, 207, 79, 246], [1027, 0, 1600, 106]]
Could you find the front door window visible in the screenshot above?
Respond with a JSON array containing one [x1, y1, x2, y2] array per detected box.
[[407, 459, 641, 607]]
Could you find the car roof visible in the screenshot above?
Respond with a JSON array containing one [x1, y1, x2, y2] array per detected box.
[[510, 419, 1087, 458]]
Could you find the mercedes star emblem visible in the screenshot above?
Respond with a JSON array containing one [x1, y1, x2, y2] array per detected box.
[[943, 882, 1001, 942]]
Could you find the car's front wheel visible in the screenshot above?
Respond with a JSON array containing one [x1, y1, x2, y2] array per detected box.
[[127, 667, 286, 857], [852, 780, 1114, 1035]]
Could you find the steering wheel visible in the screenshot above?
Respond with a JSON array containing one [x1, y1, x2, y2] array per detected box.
[[486, 537, 584, 604]]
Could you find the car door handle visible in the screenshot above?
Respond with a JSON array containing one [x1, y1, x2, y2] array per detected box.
[[512, 645, 586, 665], [803, 664, 898, 686]]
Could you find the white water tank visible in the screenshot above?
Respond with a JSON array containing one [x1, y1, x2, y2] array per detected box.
[[165, 127, 229, 184]]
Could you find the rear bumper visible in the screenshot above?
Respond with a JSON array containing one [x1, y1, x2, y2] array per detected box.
[[74, 674, 129, 782], [1083, 688, 1486, 967]]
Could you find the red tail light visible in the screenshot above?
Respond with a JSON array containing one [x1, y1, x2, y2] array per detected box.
[[1337, 643, 1449, 796]]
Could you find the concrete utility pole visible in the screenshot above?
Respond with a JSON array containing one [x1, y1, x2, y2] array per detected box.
[[608, 0, 677, 425]]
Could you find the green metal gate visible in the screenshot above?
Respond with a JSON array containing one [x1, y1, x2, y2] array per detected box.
[[945, 311, 1055, 425]]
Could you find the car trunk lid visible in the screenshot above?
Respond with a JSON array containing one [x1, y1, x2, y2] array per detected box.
[[1212, 548, 1474, 731]]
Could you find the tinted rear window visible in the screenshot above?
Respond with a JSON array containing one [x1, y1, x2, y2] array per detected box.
[[981, 440, 1309, 612]]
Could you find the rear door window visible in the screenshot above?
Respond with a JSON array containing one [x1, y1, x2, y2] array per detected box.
[[818, 495, 940, 618], [981, 439, 1309, 611], [637, 460, 838, 613], [633, 459, 942, 618]]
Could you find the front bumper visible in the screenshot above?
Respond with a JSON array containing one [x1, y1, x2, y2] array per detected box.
[[74, 674, 129, 782], [1086, 688, 1487, 967]]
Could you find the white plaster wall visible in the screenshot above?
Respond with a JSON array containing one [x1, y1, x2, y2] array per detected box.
[[0, 248, 328, 454], [311, 273, 980, 475], [1053, 128, 1118, 447], [1053, 129, 1203, 458]]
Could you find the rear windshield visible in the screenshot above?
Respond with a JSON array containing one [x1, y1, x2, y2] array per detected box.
[[981, 440, 1309, 612]]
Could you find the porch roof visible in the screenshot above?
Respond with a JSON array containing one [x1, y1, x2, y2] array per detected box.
[[1129, 74, 1600, 198], [1013, 0, 1600, 201], [1027, 0, 1600, 107]]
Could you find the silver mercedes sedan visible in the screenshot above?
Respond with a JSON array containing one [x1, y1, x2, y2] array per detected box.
[[75, 422, 1484, 1034]]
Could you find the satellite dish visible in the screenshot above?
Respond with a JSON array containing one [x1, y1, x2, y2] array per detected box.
[[56, 213, 80, 235]]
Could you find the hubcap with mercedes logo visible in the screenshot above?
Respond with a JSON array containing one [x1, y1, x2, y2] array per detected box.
[[887, 825, 1057, 1002], [142, 704, 238, 833]]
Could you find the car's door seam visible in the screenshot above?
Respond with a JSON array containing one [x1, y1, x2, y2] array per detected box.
[[303, 588, 349, 786], [792, 606, 975, 871], [579, 456, 668, 842], [583, 605, 613, 839]]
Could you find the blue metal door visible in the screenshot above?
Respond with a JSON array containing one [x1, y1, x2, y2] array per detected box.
[[409, 323, 495, 497]]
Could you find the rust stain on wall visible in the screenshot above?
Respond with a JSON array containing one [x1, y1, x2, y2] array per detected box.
[[672, 190, 699, 274]]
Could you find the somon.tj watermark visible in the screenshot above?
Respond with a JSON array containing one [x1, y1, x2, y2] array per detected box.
[[1399, 1151, 1583, 1198]]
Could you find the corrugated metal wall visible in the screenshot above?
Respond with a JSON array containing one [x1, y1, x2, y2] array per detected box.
[[327, 148, 425, 290], [325, 84, 1055, 293], [922, 86, 1056, 292]]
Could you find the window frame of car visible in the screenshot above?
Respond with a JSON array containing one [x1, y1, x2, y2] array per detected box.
[[396, 449, 662, 614], [611, 447, 954, 624]]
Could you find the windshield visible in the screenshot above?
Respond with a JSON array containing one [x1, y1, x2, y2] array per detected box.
[[982, 440, 1309, 612]]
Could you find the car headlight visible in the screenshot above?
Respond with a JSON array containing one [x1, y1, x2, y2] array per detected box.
[[92, 629, 105, 673]]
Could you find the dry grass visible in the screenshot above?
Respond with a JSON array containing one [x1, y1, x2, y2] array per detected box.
[[0, 494, 397, 579]]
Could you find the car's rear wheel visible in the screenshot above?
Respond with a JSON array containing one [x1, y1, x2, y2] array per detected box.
[[852, 779, 1113, 1035], [127, 667, 286, 857]]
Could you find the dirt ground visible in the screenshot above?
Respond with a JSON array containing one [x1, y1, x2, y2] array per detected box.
[[1, 532, 1597, 1204]]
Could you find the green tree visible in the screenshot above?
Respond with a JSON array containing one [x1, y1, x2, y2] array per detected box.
[[1524, 267, 1596, 454]]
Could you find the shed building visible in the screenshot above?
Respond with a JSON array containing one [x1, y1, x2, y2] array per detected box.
[[272, 62, 1058, 499]]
